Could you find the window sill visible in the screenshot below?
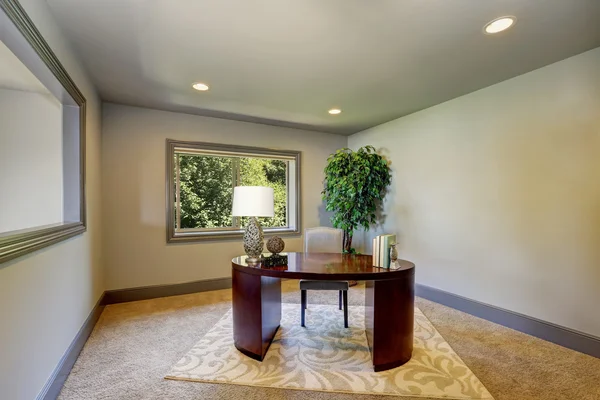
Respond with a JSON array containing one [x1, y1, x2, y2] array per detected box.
[[167, 227, 300, 243]]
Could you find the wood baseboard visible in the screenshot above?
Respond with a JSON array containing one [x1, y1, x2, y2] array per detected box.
[[416, 283, 600, 358], [102, 277, 233, 304], [37, 294, 105, 400]]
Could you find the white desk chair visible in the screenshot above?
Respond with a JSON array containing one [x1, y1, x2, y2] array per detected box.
[[300, 227, 349, 328]]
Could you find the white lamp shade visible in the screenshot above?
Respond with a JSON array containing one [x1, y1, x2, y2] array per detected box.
[[231, 186, 274, 217]]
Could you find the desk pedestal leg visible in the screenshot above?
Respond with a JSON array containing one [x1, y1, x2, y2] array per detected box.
[[232, 268, 281, 360], [365, 274, 415, 372]]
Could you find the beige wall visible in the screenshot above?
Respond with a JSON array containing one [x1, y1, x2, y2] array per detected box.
[[349, 47, 600, 337], [102, 103, 346, 290], [0, 1, 104, 399]]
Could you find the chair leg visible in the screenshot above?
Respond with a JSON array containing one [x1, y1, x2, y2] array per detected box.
[[304, 290, 308, 309], [301, 289, 307, 327], [343, 290, 348, 328], [339, 290, 342, 310]]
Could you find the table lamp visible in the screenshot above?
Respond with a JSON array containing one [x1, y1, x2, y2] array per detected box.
[[231, 186, 274, 263]]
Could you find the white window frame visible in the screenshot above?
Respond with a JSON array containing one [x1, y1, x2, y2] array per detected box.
[[166, 139, 301, 243]]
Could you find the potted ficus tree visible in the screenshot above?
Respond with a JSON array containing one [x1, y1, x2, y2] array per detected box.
[[322, 145, 392, 254]]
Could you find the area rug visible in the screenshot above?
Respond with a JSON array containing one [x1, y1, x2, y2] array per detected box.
[[166, 304, 494, 399]]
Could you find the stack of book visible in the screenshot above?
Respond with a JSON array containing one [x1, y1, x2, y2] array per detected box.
[[372, 234, 396, 269]]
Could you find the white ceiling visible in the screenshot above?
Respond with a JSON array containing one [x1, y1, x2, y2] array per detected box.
[[0, 41, 48, 94], [47, 0, 600, 135]]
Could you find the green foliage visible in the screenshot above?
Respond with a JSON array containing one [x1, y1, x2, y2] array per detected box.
[[239, 158, 287, 227], [178, 155, 233, 229], [322, 146, 391, 252], [177, 155, 287, 229]]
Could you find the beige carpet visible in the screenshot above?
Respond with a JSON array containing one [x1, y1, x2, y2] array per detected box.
[[167, 304, 493, 399], [57, 281, 600, 400]]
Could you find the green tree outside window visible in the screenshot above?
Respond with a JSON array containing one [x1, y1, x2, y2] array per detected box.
[[176, 154, 287, 230]]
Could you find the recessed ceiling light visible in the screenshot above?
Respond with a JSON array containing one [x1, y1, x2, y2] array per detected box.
[[328, 108, 342, 115], [192, 82, 209, 91], [484, 16, 516, 34]]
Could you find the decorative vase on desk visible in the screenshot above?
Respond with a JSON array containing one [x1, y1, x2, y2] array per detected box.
[[243, 217, 265, 261], [263, 236, 288, 267], [266, 236, 285, 255], [389, 243, 398, 268]]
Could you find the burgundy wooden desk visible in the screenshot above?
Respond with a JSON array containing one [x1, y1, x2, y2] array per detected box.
[[231, 252, 415, 372]]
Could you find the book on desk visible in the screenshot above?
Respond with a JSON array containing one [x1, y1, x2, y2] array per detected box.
[[372, 234, 396, 269]]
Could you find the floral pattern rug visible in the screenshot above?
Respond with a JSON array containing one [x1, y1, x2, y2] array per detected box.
[[166, 304, 494, 399]]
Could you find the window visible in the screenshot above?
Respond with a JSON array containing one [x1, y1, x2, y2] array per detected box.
[[166, 140, 301, 242]]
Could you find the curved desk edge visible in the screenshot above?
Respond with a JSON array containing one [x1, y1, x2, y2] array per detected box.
[[232, 252, 415, 281]]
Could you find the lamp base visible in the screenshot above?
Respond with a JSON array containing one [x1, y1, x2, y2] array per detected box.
[[243, 217, 264, 261]]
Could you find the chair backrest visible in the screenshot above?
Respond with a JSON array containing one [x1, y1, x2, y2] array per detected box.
[[304, 227, 343, 253]]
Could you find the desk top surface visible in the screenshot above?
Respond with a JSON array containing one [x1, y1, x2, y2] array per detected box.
[[231, 252, 414, 280]]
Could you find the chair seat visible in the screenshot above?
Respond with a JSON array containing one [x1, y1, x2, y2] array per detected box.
[[299, 280, 349, 291]]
